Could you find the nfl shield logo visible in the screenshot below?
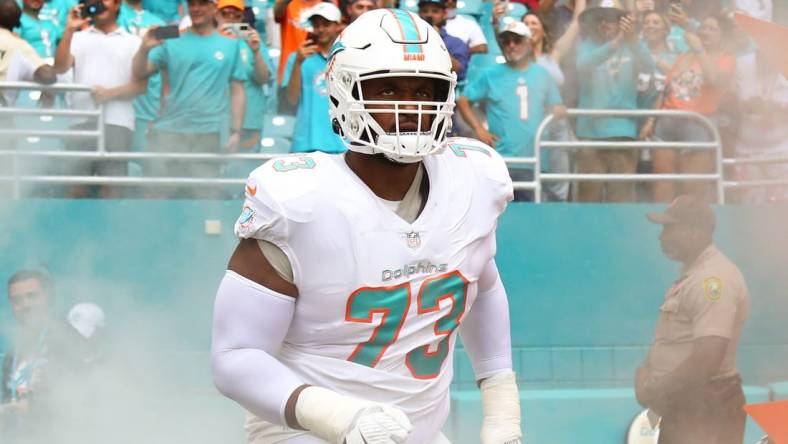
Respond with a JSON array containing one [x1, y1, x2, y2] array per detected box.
[[406, 231, 421, 249]]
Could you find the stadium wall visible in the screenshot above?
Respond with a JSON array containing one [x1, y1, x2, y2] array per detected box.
[[1, 201, 786, 443]]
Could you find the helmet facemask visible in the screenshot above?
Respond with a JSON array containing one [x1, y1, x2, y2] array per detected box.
[[331, 69, 456, 164]]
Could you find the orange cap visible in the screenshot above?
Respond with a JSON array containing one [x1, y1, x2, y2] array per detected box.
[[217, 0, 244, 11]]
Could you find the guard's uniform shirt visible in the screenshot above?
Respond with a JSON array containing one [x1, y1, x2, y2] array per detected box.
[[644, 245, 750, 444]]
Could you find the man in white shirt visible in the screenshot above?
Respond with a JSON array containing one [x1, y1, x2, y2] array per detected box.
[[444, 0, 487, 54], [53, 0, 145, 198]]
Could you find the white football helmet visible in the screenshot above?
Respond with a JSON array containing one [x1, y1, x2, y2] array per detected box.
[[327, 8, 457, 163]]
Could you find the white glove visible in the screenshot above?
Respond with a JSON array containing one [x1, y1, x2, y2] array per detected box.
[[295, 386, 412, 444], [480, 371, 522, 444]]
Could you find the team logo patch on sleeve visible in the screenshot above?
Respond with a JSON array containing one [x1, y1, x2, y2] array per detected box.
[[237, 205, 256, 230], [703, 277, 723, 301]]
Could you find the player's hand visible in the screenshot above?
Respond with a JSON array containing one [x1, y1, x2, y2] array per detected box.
[[141, 25, 165, 50], [296, 39, 319, 62], [343, 405, 412, 444], [66, 5, 89, 32], [245, 29, 262, 53], [475, 128, 499, 148], [294, 386, 412, 444], [479, 372, 522, 444]]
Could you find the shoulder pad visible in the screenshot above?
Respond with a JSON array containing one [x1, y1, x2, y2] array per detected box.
[[234, 153, 329, 243], [438, 137, 514, 209], [441, 137, 512, 186]]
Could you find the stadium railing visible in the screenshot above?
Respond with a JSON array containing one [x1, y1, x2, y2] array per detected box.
[[533, 108, 724, 203]]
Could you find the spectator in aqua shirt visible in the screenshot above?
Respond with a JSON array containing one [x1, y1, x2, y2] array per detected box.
[[217, 0, 271, 152], [39, 0, 77, 32], [142, 0, 185, 23], [118, 0, 165, 152], [15, 0, 61, 58], [457, 21, 564, 202], [132, 0, 247, 198], [574, 4, 655, 202], [282, 2, 345, 154], [119, 0, 164, 36]]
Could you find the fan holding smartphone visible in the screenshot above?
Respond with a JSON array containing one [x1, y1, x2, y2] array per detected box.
[[52, 0, 146, 198], [216, 0, 272, 153]]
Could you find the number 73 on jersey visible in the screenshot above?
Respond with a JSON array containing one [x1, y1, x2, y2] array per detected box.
[[345, 271, 469, 380]]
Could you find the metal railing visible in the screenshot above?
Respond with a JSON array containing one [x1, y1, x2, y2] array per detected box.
[[1, 81, 106, 198], [533, 109, 724, 203], [2, 90, 786, 202]]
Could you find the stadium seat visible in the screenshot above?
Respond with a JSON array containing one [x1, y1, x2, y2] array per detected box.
[[260, 136, 292, 154], [456, 0, 483, 16], [464, 53, 505, 85], [262, 114, 295, 139], [504, 1, 527, 19], [400, 0, 419, 12]]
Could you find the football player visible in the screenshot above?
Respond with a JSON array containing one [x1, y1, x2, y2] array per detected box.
[[212, 9, 522, 444]]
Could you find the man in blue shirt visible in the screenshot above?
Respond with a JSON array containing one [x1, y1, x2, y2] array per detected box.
[[457, 21, 564, 201], [417, 0, 469, 82], [132, 0, 247, 198], [575, 4, 655, 202], [281, 2, 344, 154]]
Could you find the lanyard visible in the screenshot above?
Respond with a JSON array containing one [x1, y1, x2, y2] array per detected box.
[[7, 327, 48, 402]]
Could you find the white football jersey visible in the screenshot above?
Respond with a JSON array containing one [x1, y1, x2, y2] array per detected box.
[[234, 138, 513, 443]]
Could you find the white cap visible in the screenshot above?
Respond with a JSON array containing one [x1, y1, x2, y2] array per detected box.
[[304, 2, 342, 23], [499, 20, 532, 38], [68, 303, 106, 339]]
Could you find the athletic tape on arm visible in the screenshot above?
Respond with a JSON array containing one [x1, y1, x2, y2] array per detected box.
[[211, 270, 303, 425], [459, 259, 514, 380]]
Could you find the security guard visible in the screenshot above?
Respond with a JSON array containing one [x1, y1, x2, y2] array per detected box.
[[636, 195, 751, 444]]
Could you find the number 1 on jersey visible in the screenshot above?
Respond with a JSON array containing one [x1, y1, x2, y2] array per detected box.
[[516, 85, 529, 120]]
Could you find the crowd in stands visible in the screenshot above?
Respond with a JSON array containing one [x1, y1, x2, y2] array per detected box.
[[0, 0, 786, 202]]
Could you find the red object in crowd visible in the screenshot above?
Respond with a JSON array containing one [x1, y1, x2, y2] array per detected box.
[[733, 12, 788, 79], [509, 0, 540, 11], [744, 400, 788, 444]]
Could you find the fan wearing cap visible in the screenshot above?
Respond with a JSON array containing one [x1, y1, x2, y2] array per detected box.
[[417, 0, 469, 81], [272, 0, 338, 85], [573, 0, 656, 203], [281, 2, 345, 153], [636, 195, 750, 444], [132, 0, 249, 198], [217, 0, 273, 152], [457, 21, 565, 201]]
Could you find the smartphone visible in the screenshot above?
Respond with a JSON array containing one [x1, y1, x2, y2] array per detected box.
[[306, 31, 318, 42], [228, 23, 251, 35], [80, 0, 107, 18], [154, 25, 180, 40]]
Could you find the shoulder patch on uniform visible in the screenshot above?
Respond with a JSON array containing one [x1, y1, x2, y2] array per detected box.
[[703, 277, 723, 301]]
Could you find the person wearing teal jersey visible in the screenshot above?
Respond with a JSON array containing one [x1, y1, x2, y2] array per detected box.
[[217, 0, 271, 152], [118, 0, 165, 151], [15, 0, 61, 57], [282, 2, 344, 154], [458, 21, 564, 202], [142, 0, 185, 22], [39, 0, 77, 31], [574, 4, 655, 202], [132, 0, 247, 198]]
